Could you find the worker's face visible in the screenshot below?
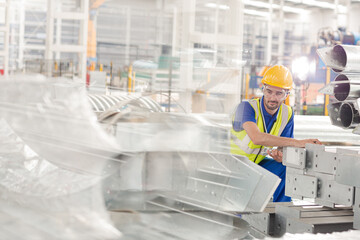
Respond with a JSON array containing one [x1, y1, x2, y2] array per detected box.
[[263, 85, 289, 111]]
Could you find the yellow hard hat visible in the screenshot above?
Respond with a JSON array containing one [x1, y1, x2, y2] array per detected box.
[[261, 65, 293, 90]]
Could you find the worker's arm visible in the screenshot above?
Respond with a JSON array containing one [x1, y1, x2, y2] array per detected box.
[[242, 121, 322, 148]]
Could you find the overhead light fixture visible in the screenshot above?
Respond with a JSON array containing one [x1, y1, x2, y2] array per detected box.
[[205, 3, 230, 10], [283, 5, 310, 14], [244, 9, 269, 18], [243, 0, 310, 15], [286, 0, 347, 13]]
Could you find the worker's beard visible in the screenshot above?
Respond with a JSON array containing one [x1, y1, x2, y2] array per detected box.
[[264, 100, 281, 111]]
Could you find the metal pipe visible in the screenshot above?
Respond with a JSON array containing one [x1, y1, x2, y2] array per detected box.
[[327, 102, 343, 128], [339, 102, 360, 129], [317, 45, 360, 73], [333, 74, 360, 101]]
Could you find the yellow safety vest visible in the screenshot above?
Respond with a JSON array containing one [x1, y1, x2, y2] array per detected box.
[[230, 98, 293, 164]]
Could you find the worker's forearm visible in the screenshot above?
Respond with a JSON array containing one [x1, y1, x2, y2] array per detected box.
[[242, 121, 321, 148], [253, 132, 299, 147]]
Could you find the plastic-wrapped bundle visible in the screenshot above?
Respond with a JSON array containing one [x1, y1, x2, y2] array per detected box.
[[0, 77, 122, 240], [0, 76, 281, 239]]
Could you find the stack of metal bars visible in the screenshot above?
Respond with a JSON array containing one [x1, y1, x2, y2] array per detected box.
[[282, 144, 360, 231], [317, 44, 360, 133]]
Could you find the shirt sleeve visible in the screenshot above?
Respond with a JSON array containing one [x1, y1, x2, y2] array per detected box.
[[232, 101, 256, 132], [280, 110, 294, 138]]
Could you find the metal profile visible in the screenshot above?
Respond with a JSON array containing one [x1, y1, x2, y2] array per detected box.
[[339, 102, 360, 129], [317, 45, 360, 73]]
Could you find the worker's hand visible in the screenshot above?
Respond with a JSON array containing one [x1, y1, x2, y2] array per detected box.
[[297, 139, 322, 148], [268, 149, 283, 163]]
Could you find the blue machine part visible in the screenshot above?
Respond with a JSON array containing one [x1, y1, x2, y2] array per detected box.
[[342, 32, 360, 45], [354, 32, 360, 45], [249, 75, 261, 88]]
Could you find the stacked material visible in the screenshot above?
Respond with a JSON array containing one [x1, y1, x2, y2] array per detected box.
[[0, 76, 281, 239], [270, 45, 360, 237], [317, 45, 360, 134], [283, 145, 360, 231]]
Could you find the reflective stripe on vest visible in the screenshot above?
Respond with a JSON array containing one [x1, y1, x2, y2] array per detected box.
[[230, 98, 292, 164]]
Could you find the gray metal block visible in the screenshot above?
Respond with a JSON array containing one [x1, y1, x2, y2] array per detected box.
[[240, 202, 293, 237], [248, 226, 267, 239], [275, 204, 353, 219], [354, 209, 360, 230], [240, 212, 272, 236], [313, 151, 338, 174], [274, 213, 288, 237], [322, 180, 354, 206], [285, 168, 305, 200], [306, 145, 338, 175], [274, 204, 354, 236], [283, 147, 306, 169], [274, 203, 307, 236], [285, 172, 317, 199], [286, 215, 354, 234], [313, 172, 336, 208], [275, 204, 350, 218], [304, 144, 326, 170], [336, 154, 360, 187]]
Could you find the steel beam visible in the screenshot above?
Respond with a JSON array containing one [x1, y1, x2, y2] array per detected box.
[[275, 204, 353, 235], [317, 45, 360, 73]]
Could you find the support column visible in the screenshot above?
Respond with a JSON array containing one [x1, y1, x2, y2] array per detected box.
[[278, 0, 284, 65], [251, 20, 258, 66], [79, 0, 89, 83], [18, 0, 25, 70], [0, 0, 10, 77], [266, 0, 273, 65], [45, 0, 54, 77], [334, 0, 339, 28], [55, 14, 61, 60], [156, 0, 164, 57], [346, 0, 351, 31], [213, 0, 219, 65], [45, 0, 89, 82], [228, 0, 244, 104], [171, 7, 177, 56], [178, 0, 195, 113], [125, 7, 131, 66]]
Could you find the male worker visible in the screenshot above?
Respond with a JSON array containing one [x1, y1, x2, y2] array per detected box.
[[230, 65, 322, 202]]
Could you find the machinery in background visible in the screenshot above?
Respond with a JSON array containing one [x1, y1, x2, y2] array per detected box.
[[318, 27, 360, 47], [285, 28, 360, 116]]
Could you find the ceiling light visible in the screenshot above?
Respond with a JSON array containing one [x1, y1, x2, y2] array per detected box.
[[283, 6, 310, 14], [205, 3, 230, 10], [286, 0, 347, 12], [243, 0, 310, 15], [244, 9, 269, 18]]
